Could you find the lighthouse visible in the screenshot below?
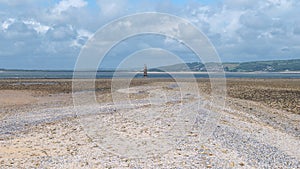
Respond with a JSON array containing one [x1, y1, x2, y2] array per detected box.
[[143, 64, 148, 77]]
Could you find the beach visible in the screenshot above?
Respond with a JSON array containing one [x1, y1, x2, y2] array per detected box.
[[0, 78, 299, 168]]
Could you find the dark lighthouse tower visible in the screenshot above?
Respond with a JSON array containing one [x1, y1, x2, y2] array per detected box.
[[143, 64, 148, 77]]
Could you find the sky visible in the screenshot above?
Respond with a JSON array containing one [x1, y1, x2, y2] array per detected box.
[[0, 0, 299, 69]]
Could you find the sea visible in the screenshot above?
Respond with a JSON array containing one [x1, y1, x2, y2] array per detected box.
[[0, 70, 300, 79]]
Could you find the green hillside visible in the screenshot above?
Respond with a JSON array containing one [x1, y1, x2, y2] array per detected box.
[[230, 59, 300, 72], [150, 59, 300, 72]]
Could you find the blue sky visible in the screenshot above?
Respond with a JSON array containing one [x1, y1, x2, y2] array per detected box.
[[0, 0, 299, 69]]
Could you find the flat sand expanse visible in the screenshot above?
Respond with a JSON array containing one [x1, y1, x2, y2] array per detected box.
[[0, 79, 299, 168]]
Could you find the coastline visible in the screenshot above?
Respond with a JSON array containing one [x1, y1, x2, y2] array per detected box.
[[0, 71, 300, 80]]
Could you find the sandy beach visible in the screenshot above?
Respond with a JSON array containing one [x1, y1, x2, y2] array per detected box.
[[0, 78, 299, 168]]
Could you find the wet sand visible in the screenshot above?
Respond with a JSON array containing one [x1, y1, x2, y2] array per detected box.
[[0, 78, 299, 168]]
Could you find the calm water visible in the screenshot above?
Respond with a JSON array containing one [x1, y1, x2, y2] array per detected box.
[[0, 71, 300, 79]]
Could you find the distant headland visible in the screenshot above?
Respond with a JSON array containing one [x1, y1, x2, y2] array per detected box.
[[149, 59, 300, 72], [0, 59, 299, 72]]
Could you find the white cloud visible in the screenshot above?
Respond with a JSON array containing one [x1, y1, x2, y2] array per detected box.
[[2, 18, 50, 35], [23, 19, 50, 34], [1, 18, 15, 31], [52, 0, 88, 15], [265, 0, 293, 8], [1, 0, 300, 69], [210, 8, 244, 35], [71, 29, 93, 48], [46, 25, 77, 41], [77, 29, 93, 39]]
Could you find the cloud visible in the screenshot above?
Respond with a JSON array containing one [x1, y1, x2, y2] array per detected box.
[[1, 18, 15, 31], [183, 0, 300, 61], [265, 0, 293, 9], [52, 0, 88, 15], [1, 0, 300, 69], [46, 24, 76, 41], [71, 29, 93, 48], [0, 18, 79, 60], [2, 20, 37, 40], [23, 19, 50, 34], [0, 19, 42, 59], [239, 12, 272, 29]]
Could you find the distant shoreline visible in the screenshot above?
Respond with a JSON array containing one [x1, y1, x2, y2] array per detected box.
[[1, 70, 300, 74], [0, 71, 300, 79], [147, 71, 300, 74]]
